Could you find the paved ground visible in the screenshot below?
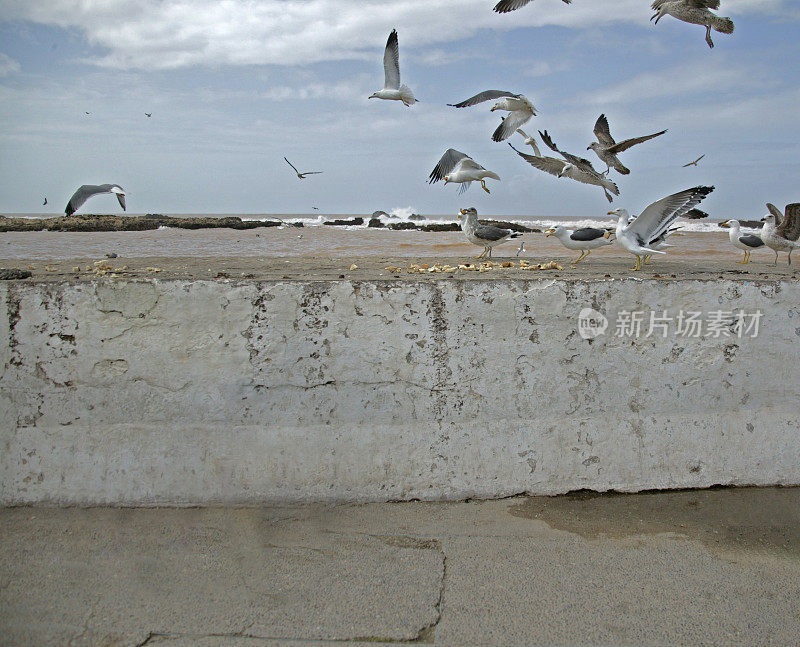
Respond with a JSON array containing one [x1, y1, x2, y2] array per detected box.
[[1, 487, 799, 646]]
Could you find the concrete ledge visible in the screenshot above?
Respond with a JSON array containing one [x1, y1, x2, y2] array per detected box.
[[2, 276, 799, 505]]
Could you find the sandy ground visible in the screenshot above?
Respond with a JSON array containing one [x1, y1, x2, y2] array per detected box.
[[2, 254, 799, 283], [2, 488, 799, 646]]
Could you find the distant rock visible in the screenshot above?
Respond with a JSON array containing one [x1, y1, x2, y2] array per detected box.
[[731, 220, 763, 229], [388, 222, 419, 231], [367, 218, 386, 228], [409, 213, 425, 221], [0, 268, 32, 280], [105, 252, 118, 259], [0, 214, 287, 232], [324, 217, 364, 226], [371, 210, 390, 218], [422, 222, 461, 232]]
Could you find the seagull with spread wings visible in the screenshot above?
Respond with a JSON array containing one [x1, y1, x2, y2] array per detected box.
[[509, 132, 620, 203], [651, 1, 734, 49], [515, 128, 542, 155], [448, 91, 536, 142], [683, 154, 705, 167], [369, 29, 417, 107], [284, 157, 323, 179], [610, 186, 714, 270], [428, 149, 500, 194], [64, 184, 126, 216], [588, 114, 667, 175], [493, 0, 571, 13], [760, 203, 800, 265]]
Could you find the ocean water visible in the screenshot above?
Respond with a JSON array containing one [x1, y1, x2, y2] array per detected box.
[[0, 211, 750, 261]]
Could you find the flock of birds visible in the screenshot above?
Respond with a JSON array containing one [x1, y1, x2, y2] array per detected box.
[[50, 1, 798, 271]]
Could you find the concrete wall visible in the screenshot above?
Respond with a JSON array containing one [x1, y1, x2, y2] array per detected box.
[[2, 277, 799, 505]]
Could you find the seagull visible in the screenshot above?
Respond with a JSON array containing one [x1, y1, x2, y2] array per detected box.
[[516, 241, 525, 257], [545, 226, 612, 263], [683, 208, 709, 219], [64, 184, 126, 216], [428, 149, 500, 194], [458, 207, 522, 259], [494, 0, 571, 13], [587, 114, 667, 175], [610, 185, 714, 271], [683, 154, 706, 167], [720, 219, 765, 264], [145, 113, 152, 117], [312, 207, 320, 211], [509, 136, 619, 203], [760, 203, 800, 265], [369, 29, 417, 107], [284, 157, 323, 179], [448, 91, 537, 142], [642, 226, 682, 264], [651, 1, 734, 49], [516, 128, 541, 155], [42, 197, 47, 206]]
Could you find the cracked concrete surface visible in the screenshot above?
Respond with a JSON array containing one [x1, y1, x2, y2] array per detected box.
[[2, 488, 799, 646]]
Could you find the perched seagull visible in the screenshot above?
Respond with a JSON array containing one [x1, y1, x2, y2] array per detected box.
[[369, 30, 417, 107], [720, 219, 765, 264], [651, 0, 734, 49], [545, 226, 612, 263], [509, 135, 619, 203], [428, 149, 500, 194], [458, 207, 521, 259], [610, 185, 714, 271], [588, 114, 667, 175], [283, 157, 323, 179], [145, 113, 152, 117], [494, 0, 571, 13], [516, 128, 541, 155], [448, 91, 537, 142], [760, 203, 800, 265], [64, 184, 126, 216], [683, 154, 706, 167], [42, 197, 47, 206]]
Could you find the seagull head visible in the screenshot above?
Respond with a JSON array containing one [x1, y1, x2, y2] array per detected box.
[[761, 214, 775, 224], [587, 142, 600, 152], [458, 207, 477, 219], [368, 92, 378, 99], [557, 163, 574, 178]]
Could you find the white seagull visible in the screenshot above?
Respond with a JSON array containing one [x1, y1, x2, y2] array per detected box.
[[494, 0, 571, 13], [64, 184, 126, 216], [428, 149, 500, 194], [458, 207, 522, 258], [610, 186, 714, 271], [369, 30, 417, 107], [448, 91, 537, 142], [284, 157, 323, 179], [651, 0, 734, 49], [588, 114, 667, 175], [720, 219, 765, 264], [760, 203, 800, 265], [545, 226, 612, 263]]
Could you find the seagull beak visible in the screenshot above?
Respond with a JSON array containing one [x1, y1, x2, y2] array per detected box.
[[545, 228, 554, 237], [607, 211, 615, 215], [720, 220, 729, 227], [603, 231, 611, 239]]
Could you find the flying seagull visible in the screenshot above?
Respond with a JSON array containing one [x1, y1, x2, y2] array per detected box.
[[545, 226, 612, 263], [720, 219, 765, 264], [43, 197, 47, 206], [651, 1, 734, 49], [610, 185, 714, 270], [369, 29, 417, 107], [516, 128, 542, 155], [145, 113, 152, 117], [509, 135, 619, 203], [84, 111, 91, 115], [588, 114, 667, 175], [494, 0, 571, 13], [64, 184, 126, 216], [683, 154, 705, 167], [428, 149, 500, 194], [284, 157, 323, 179], [448, 91, 537, 142], [458, 207, 521, 259], [760, 203, 800, 265]]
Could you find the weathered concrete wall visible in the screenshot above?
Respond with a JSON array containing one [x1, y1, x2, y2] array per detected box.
[[2, 277, 799, 505]]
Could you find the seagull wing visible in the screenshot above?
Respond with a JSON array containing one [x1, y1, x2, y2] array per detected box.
[[474, 224, 512, 241], [492, 111, 533, 142], [284, 157, 300, 174], [626, 186, 715, 244], [559, 164, 620, 195], [65, 185, 101, 216], [116, 192, 126, 211], [493, 0, 534, 13], [570, 227, 607, 242], [429, 149, 470, 184], [766, 203, 784, 226], [593, 114, 616, 147], [683, 208, 709, 220], [688, 0, 721, 9], [448, 90, 519, 108], [776, 203, 800, 242], [607, 129, 667, 154], [509, 143, 568, 178], [383, 30, 401, 90]]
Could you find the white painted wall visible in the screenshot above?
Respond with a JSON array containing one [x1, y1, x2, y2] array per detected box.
[[2, 277, 798, 505]]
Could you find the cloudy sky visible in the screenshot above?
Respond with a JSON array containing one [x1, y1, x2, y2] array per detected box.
[[0, 0, 797, 219]]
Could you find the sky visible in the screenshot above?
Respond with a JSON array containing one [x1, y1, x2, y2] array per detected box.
[[0, 0, 798, 219]]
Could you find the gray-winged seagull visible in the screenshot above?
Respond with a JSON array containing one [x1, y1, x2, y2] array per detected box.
[[369, 30, 417, 107], [429, 149, 500, 194], [65, 184, 126, 216], [448, 91, 537, 142], [545, 226, 612, 263], [720, 219, 765, 264], [458, 207, 521, 258]]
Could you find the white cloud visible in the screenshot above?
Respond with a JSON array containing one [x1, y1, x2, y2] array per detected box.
[[1, 0, 790, 70], [0, 53, 21, 76]]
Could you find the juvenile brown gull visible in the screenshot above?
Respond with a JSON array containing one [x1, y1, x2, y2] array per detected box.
[[683, 154, 705, 167], [458, 207, 521, 258], [651, 1, 734, 49], [494, 0, 571, 13], [284, 157, 323, 179], [448, 91, 536, 142], [588, 114, 667, 175], [760, 203, 800, 265]]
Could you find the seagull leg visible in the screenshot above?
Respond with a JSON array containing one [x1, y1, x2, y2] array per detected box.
[[571, 250, 587, 264], [480, 180, 491, 194], [476, 248, 487, 259], [487, 247, 493, 259], [773, 250, 779, 266], [631, 256, 640, 271], [705, 25, 714, 49], [644, 255, 652, 264], [738, 252, 748, 263], [789, 249, 793, 265]]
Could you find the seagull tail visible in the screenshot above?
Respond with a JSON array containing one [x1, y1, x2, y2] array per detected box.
[[399, 85, 417, 106], [640, 247, 666, 255], [484, 171, 501, 181], [712, 16, 734, 34]]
